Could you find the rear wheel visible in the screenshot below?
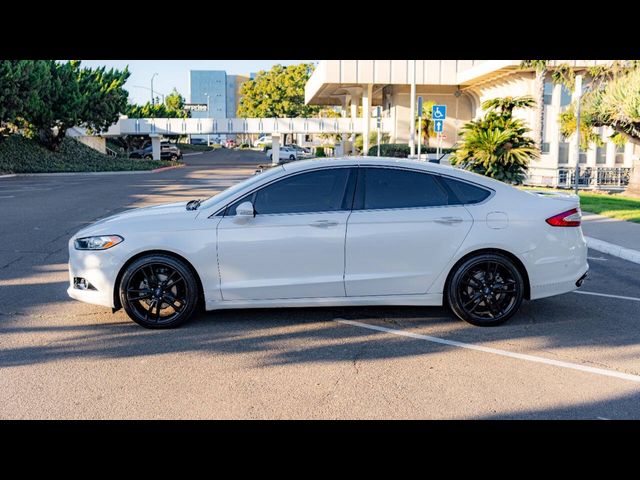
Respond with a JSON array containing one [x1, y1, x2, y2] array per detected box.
[[289, 155, 295, 160], [119, 254, 199, 329], [446, 253, 524, 326], [144, 154, 153, 160]]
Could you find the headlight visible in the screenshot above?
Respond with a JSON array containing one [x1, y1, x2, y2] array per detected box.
[[74, 235, 123, 250]]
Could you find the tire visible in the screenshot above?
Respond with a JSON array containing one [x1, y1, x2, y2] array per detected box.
[[119, 254, 199, 329], [269, 154, 273, 161], [289, 155, 295, 160], [170, 154, 177, 161], [144, 154, 153, 160], [446, 253, 524, 327]]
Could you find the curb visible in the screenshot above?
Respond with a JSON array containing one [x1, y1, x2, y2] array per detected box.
[[585, 236, 640, 265], [151, 164, 185, 173]]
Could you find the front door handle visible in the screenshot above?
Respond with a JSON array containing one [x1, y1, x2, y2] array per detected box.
[[310, 220, 339, 227], [434, 216, 463, 225]]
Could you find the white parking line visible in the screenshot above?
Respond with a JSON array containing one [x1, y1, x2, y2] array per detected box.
[[573, 291, 640, 302], [335, 319, 640, 384]]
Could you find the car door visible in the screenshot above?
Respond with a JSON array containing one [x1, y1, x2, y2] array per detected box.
[[344, 167, 474, 296], [217, 167, 357, 301]]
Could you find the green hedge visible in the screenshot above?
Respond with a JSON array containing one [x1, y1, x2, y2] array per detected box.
[[315, 146, 326, 157], [366, 143, 456, 158], [176, 143, 213, 152], [0, 135, 176, 174]]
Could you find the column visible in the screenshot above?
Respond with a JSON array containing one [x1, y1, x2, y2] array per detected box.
[[150, 134, 161, 161], [362, 84, 372, 155], [271, 133, 280, 165]]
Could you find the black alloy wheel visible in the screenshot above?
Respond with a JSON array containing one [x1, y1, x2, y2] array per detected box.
[[447, 253, 524, 326], [119, 254, 199, 329]]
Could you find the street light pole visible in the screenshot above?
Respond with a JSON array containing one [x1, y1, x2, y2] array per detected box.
[[150, 73, 158, 105], [573, 75, 583, 195]]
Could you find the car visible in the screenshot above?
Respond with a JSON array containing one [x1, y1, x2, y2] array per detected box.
[[67, 157, 588, 329], [265, 146, 297, 162], [225, 139, 236, 149], [190, 138, 207, 145], [254, 135, 271, 147], [129, 142, 183, 161], [285, 144, 312, 157]]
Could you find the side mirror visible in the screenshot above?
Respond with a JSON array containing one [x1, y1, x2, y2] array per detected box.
[[236, 201, 255, 217]]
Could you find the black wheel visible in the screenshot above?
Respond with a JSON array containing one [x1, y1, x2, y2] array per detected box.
[[170, 154, 177, 161], [144, 154, 153, 160], [269, 154, 273, 161], [289, 155, 295, 160], [446, 253, 524, 327], [119, 254, 199, 329]]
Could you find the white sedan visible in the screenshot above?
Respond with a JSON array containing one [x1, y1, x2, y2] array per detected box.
[[265, 146, 297, 162], [68, 157, 588, 329]]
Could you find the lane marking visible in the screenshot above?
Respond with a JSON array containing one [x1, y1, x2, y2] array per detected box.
[[335, 319, 640, 384], [573, 291, 640, 302], [0, 195, 15, 199], [587, 256, 608, 261], [597, 417, 610, 420]]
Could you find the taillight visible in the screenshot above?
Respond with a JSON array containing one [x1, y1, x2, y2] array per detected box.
[[545, 208, 581, 227]]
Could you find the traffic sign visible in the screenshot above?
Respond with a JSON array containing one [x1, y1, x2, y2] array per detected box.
[[417, 96, 423, 117], [434, 119, 444, 133], [432, 105, 447, 120]]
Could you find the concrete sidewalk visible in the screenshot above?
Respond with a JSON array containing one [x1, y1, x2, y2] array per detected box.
[[582, 212, 640, 264]]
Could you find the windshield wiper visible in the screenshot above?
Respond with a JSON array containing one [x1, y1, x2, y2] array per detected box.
[[186, 199, 202, 211]]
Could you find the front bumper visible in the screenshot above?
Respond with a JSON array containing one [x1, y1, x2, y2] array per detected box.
[[67, 241, 123, 308]]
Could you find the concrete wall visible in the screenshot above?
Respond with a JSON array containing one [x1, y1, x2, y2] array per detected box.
[[74, 135, 106, 154]]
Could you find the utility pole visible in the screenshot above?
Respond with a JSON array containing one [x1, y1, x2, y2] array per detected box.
[[204, 92, 211, 146], [409, 60, 416, 157]]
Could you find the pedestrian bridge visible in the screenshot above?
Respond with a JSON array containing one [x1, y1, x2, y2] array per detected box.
[[103, 117, 392, 136]]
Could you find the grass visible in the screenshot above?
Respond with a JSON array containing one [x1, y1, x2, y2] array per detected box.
[[521, 186, 640, 223], [0, 135, 177, 174]]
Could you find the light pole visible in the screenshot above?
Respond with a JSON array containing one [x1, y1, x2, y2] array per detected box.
[[573, 75, 584, 195], [204, 92, 211, 146], [150, 73, 158, 105]]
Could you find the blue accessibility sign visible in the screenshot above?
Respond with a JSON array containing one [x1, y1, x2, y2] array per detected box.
[[434, 119, 444, 133], [432, 105, 447, 120]]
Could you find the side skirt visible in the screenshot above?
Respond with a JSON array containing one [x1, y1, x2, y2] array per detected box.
[[205, 294, 443, 311]]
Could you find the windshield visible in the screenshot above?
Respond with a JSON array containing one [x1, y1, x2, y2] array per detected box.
[[198, 165, 284, 210]]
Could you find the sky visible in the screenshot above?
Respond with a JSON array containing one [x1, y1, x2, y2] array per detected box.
[[79, 60, 316, 105]]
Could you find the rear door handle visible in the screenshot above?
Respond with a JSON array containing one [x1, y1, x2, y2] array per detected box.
[[310, 220, 339, 227], [434, 216, 463, 225]]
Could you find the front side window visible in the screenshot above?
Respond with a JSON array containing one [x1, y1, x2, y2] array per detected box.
[[357, 168, 450, 210], [228, 168, 354, 215]]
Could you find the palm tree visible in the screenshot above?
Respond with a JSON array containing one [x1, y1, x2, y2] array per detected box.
[[520, 60, 549, 149], [481, 96, 536, 117]]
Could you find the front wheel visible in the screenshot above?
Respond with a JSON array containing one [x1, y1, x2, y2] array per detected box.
[[446, 253, 524, 326], [119, 254, 199, 329], [144, 154, 153, 160], [289, 155, 295, 160]]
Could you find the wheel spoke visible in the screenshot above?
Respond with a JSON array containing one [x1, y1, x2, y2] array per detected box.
[[463, 292, 483, 308], [164, 277, 184, 289]]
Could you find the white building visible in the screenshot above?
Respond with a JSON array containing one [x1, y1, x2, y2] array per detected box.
[[305, 60, 638, 187]]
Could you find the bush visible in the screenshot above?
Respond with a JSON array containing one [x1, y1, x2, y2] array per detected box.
[[0, 135, 175, 174], [315, 146, 326, 157], [177, 143, 212, 152], [366, 143, 456, 157]]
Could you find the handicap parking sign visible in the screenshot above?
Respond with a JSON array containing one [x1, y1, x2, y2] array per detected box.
[[432, 105, 447, 120], [434, 119, 444, 133]]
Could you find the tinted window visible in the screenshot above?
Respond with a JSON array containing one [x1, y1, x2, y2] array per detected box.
[[360, 168, 449, 210], [229, 168, 352, 215], [440, 177, 491, 205]]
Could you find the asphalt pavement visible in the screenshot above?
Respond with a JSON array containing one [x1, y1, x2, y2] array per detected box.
[[1, 148, 640, 419]]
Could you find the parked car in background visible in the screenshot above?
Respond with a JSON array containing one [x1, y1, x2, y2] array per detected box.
[[265, 146, 298, 162], [225, 139, 236, 149], [129, 142, 182, 161], [255, 135, 271, 147], [67, 157, 588, 329], [190, 138, 207, 145], [285, 144, 312, 157]]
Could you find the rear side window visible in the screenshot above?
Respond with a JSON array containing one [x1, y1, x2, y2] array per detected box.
[[440, 176, 491, 205], [358, 168, 450, 210]]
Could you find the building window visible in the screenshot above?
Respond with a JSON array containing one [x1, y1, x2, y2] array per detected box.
[[579, 149, 587, 164], [615, 144, 625, 164], [543, 81, 554, 105], [558, 142, 569, 164], [560, 85, 572, 110], [541, 142, 550, 154], [595, 145, 607, 164]]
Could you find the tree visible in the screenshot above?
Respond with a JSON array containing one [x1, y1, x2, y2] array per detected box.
[[164, 88, 186, 113], [556, 61, 640, 194], [520, 60, 549, 148], [126, 88, 189, 119], [416, 100, 436, 147], [0, 60, 49, 137], [237, 63, 320, 144], [450, 96, 539, 184]]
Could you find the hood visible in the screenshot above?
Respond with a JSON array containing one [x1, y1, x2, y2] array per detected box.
[[74, 201, 195, 237]]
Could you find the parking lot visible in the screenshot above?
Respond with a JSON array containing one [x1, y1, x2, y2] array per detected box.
[[1, 148, 640, 419]]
